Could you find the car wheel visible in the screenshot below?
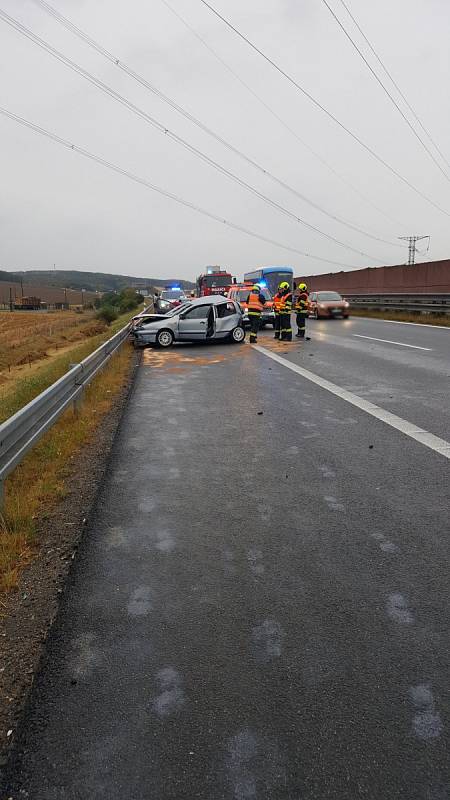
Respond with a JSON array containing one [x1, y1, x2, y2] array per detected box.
[[156, 329, 174, 348], [230, 325, 245, 343]]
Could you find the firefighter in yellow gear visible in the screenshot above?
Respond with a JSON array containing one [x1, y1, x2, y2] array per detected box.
[[273, 287, 284, 339], [278, 281, 293, 341], [245, 284, 266, 343], [294, 282, 310, 339]]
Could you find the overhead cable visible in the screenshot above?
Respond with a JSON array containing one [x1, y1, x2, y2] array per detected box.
[[31, 0, 401, 248], [0, 105, 371, 269], [160, 0, 405, 229], [0, 7, 383, 261], [320, 0, 450, 181], [336, 0, 450, 170], [197, 0, 450, 218]]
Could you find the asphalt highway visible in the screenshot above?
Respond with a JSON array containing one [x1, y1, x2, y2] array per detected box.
[[285, 316, 450, 441], [5, 317, 450, 799]]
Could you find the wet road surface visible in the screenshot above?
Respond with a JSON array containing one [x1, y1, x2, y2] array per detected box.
[[5, 318, 450, 799]]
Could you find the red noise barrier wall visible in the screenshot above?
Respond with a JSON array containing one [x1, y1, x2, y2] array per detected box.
[[297, 259, 450, 294]]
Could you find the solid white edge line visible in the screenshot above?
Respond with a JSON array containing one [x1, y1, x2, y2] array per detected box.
[[355, 317, 450, 331], [352, 334, 432, 351], [253, 345, 450, 460]]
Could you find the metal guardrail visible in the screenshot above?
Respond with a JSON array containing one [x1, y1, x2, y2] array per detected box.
[[346, 293, 450, 315], [0, 323, 130, 503]]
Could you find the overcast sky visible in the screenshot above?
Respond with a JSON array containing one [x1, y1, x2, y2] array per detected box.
[[1, 0, 449, 281]]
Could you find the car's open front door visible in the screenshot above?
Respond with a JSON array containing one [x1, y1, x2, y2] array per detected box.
[[177, 304, 211, 340]]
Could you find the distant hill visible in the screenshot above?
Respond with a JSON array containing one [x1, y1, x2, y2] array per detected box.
[[2, 269, 195, 293]]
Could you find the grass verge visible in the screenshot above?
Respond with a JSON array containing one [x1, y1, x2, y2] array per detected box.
[[0, 311, 134, 424], [0, 341, 134, 593], [350, 308, 450, 327]]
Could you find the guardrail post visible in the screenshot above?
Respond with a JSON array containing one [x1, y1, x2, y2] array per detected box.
[[73, 392, 83, 417], [70, 363, 83, 417]]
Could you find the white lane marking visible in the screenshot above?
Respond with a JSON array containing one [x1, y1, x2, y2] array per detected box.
[[357, 317, 450, 331], [253, 345, 450, 460], [352, 334, 432, 351]]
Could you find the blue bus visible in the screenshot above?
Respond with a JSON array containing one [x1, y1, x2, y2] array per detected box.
[[243, 265, 294, 296]]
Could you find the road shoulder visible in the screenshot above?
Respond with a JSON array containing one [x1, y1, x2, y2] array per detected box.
[[0, 350, 140, 778]]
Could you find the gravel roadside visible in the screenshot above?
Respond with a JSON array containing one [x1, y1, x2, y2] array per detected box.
[[0, 348, 140, 775]]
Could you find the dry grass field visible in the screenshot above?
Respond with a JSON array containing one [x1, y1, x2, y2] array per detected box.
[[0, 309, 138, 591], [0, 309, 106, 376], [0, 310, 135, 424]]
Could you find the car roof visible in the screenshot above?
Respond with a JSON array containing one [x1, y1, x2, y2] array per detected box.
[[191, 295, 233, 305]]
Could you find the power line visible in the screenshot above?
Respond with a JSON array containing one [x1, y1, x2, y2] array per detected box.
[[197, 0, 450, 218], [0, 105, 369, 269], [336, 0, 450, 170], [159, 0, 405, 231], [30, 0, 402, 249], [0, 8, 383, 262], [398, 235, 430, 266], [319, 0, 450, 182]]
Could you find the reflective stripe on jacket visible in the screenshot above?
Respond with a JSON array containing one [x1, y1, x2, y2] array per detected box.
[[247, 291, 265, 314], [279, 292, 292, 313], [273, 292, 283, 314], [295, 291, 309, 315]]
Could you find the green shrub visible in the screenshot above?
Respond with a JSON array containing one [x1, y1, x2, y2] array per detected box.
[[96, 305, 118, 325]]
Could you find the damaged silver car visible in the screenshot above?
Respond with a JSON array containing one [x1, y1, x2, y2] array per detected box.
[[132, 295, 245, 348]]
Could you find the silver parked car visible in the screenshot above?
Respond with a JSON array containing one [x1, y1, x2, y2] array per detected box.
[[132, 295, 245, 348]]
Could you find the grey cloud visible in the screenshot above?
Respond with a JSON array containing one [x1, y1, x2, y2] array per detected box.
[[1, 0, 449, 280]]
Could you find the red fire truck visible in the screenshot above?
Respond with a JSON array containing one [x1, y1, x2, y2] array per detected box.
[[196, 267, 234, 297]]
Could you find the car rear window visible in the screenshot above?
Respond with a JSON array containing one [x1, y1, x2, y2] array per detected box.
[[317, 292, 343, 301]]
